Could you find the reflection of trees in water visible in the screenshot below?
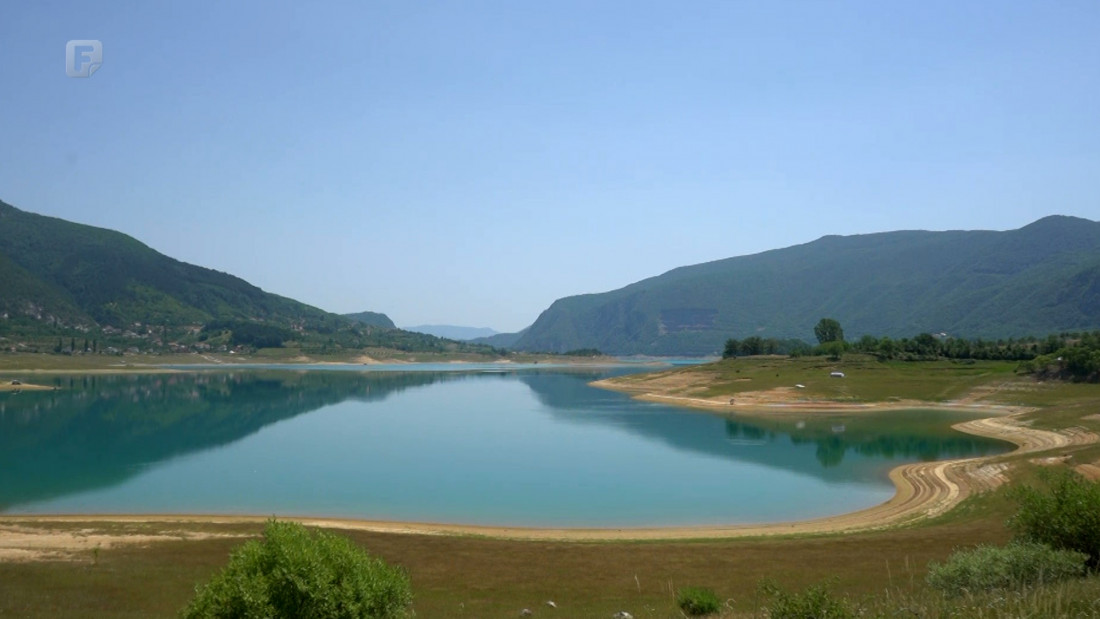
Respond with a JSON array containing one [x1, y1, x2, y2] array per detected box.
[[1, 369, 1018, 512], [815, 437, 847, 468], [730, 423, 767, 441], [520, 372, 1009, 484], [723, 419, 1008, 468], [0, 371, 459, 510]]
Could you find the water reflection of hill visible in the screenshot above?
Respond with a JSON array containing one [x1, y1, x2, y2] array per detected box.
[[0, 368, 1016, 516], [518, 372, 1012, 481], [0, 371, 455, 510]]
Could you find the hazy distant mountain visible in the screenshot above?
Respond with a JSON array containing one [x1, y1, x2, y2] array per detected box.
[[470, 329, 526, 349], [511, 216, 1100, 356], [404, 324, 499, 340], [345, 311, 396, 329]]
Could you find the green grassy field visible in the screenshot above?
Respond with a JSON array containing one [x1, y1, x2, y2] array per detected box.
[[609, 355, 1100, 412], [0, 505, 1016, 618], [2, 493, 1098, 618]]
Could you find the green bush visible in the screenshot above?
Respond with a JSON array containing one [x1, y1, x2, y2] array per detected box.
[[760, 579, 854, 619], [676, 586, 721, 616], [181, 520, 412, 619], [1009, 469, 1100, 568], [926, 541, 1087, 596]]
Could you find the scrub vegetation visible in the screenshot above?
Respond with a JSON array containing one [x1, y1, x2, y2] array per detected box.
[[182, 520, 411, 619], [926, 542, 1087, 596]]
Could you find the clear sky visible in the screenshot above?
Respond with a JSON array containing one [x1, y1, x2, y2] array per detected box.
[[2, 1, 1098, 332]]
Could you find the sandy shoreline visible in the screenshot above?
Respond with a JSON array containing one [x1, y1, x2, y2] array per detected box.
[[588, 377, 1035, 416], [0, 381, 56, 392], [2, 367, 1097, 554], [3, 411, 1095, 546]]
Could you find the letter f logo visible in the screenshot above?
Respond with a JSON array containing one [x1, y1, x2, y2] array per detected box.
[[66, 40, 102, 78]]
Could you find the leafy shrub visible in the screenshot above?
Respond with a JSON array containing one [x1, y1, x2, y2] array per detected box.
[[926, 541, 1087, 596], [759, 579, 854, 619], [181, 520, 412, 619], [676, 586, 721, 616], [1009, 469, 1100, 568]]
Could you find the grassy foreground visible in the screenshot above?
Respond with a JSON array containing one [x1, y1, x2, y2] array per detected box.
[[3, 496, 1099, 618], [0, 502, 1018, 618]]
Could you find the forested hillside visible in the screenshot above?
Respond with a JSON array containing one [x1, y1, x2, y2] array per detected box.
[[512, 216, 1100, 355], [0, 200, 494, 356]]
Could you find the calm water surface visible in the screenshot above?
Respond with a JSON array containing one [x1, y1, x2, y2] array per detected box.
[[0, 367, 1011, 526]]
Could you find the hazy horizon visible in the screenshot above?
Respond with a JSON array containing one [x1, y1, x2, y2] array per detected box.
[[4, 2, 1098, 331]]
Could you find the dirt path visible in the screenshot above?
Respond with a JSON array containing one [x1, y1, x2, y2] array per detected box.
[[1076, 461, 1100, 480]]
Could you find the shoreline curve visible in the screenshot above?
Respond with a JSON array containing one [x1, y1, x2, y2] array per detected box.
[[3, 406, 1096, 542]]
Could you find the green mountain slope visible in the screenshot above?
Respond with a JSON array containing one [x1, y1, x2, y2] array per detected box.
[[345, 311, 396, 329], [512, 216, 1100, 355], [0, 200, 334, 329], [0, 200, 493, 355]]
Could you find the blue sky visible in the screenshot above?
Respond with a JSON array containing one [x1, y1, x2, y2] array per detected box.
[[2, 1, 1098, 332]]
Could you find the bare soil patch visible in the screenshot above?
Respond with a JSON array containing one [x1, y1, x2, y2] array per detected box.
[[0, 523, 248, 562]]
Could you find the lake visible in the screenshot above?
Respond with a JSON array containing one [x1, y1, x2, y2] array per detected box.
[[0, 366, 1012, 527]]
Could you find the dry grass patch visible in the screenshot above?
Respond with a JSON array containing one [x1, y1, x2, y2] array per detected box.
[[0, 512, 1014, 618]]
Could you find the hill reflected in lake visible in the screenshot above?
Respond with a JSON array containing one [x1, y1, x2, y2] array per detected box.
[[0, 368, 1013, 525], [0, 371, 458, 509], [518, 372, 1011, 482]]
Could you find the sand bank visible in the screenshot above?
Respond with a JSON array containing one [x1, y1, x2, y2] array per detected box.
[[0, 381, 55, 392]]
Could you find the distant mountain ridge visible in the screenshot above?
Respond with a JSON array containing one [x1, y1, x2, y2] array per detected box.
[[403, 324, 499, 340], [510, 216, 1100, 355], [471, 329, 526, 349]]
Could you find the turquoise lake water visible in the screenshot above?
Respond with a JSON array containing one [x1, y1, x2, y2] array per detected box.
[[0, 367, 1011, 527]]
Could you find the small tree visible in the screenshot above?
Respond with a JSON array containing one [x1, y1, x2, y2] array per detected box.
[[1008, 469, 1100, 568], [741, 336, 765, 356], [876, 336, 897, 359], [819, 340, 846, 361], [814, 318, 844, 345], [182, 520, 412, 618], [723, 338, 740, 359], [854, 334, 878, 353]]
